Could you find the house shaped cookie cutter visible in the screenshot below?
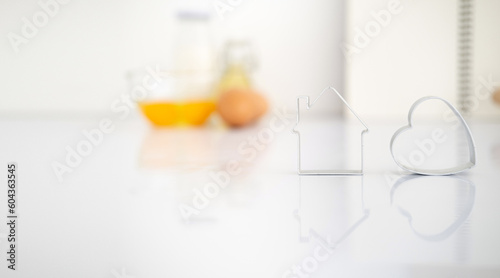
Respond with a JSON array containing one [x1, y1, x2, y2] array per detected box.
[[292, 86, 369, 175]]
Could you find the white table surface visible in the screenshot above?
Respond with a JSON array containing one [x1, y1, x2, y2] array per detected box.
[[0, 116, 499, 278]]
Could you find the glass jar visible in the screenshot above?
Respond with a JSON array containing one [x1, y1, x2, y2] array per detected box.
[[215, 40, 257, 97], [130, 10, 217, 127]]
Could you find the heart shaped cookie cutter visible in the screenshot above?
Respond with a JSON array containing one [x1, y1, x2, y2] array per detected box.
[[390, 96, 476, 175]]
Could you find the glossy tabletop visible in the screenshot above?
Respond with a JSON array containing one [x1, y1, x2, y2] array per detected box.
[[0, 116, 499, 278]]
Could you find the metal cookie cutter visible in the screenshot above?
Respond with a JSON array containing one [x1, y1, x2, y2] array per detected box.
[[292, 86, 369, 175], [390, 96, 476, 175]]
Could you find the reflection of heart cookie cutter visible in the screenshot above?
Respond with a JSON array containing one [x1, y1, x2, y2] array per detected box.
[[390, 175, 475, 241], [390, 96, 476, 175]]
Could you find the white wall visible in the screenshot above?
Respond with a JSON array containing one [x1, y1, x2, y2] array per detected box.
[[0, 0, 345, 116], [472, 0, 500, 119], [345, 0, 458, 120], [345, 0, 500, 120]]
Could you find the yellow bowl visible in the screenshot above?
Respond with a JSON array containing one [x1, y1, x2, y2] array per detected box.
[[139, 100, 216, 127]]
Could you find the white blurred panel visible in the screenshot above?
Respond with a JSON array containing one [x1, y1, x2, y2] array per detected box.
[[0, 0, 345, 116], [345, 0, 458, 119]]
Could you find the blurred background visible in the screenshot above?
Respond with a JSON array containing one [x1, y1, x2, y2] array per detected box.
[[0, 0, 499, 122], [1, 1, 500, 277], [0, 0, 344, 119]]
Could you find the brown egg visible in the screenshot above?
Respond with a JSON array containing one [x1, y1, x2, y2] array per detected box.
[[217, 89, 268, 127], [493, 88, 500, 106]]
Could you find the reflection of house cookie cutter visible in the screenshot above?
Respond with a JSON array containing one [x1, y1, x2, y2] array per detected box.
[[292, 86, 369, 175], [390, 175, 475, 241], [294, 176, 370, 244], [390, 96, 476, 175]]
